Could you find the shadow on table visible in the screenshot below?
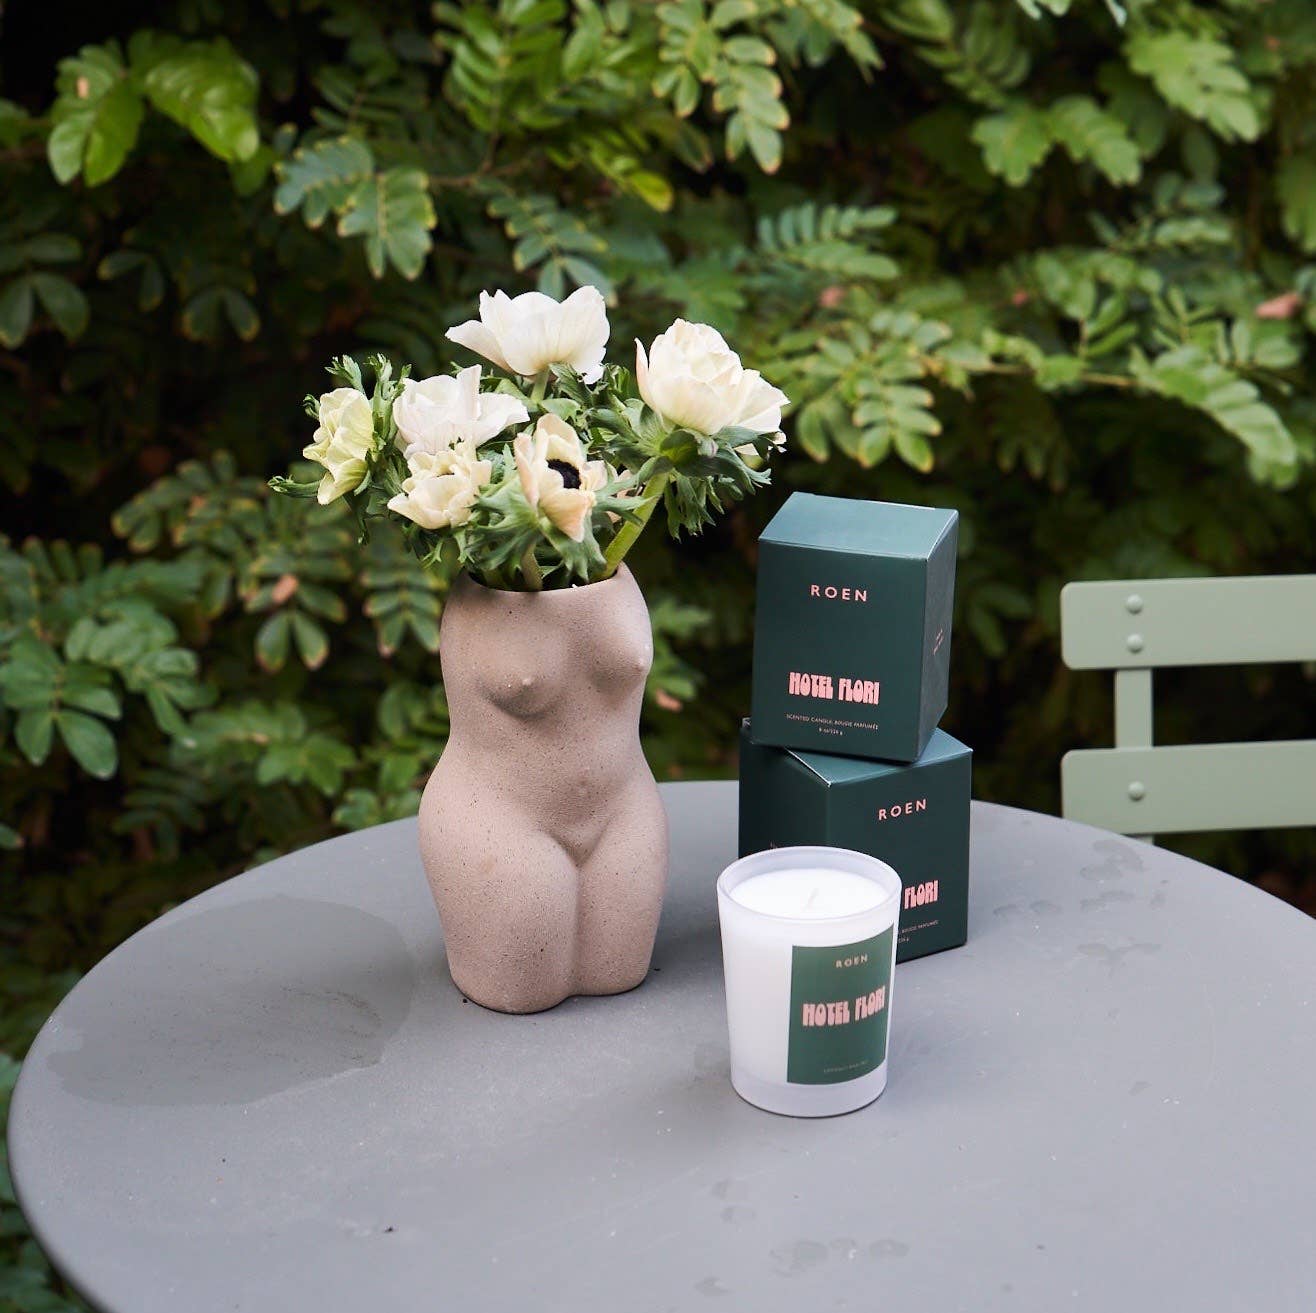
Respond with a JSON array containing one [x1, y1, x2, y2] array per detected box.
[[46, 894, 418, 1107]]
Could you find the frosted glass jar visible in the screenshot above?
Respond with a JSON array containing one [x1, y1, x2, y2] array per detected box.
[[717, 846, 902, 1117]]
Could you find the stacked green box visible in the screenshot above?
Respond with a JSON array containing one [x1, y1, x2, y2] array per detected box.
[[738, 723, 972, 962], [749, 492, 958, 763], [740, 492, 972, 963]]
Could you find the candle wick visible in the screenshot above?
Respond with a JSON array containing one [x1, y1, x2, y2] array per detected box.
[[804, 887, 821, 911]]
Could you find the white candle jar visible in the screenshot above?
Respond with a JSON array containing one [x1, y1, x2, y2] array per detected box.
[[717, 845, 903, 1117]]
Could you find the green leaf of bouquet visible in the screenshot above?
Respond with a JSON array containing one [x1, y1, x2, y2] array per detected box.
[[47, 43, 145, 185], [55, 710, 118, 778], [658, 429, 704, 465]]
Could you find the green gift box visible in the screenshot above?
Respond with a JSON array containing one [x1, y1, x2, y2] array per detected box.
[[750, 492, 958, 763], [738, 721, 972, 963]]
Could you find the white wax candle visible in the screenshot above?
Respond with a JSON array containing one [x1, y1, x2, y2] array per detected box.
[[717, 846, 902, 1117], [730, 868, 887, 919]]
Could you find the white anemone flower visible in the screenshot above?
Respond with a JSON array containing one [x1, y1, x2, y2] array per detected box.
[[512, 414, 606, 542], [392, 365, 528, 458], [636, 319, 788, 438], [446, 287, 609, 384], [303, 387, 375, 504], [387, 440, 492, 531]]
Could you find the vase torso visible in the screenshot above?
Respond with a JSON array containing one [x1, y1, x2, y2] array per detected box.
[[419, 566, 669, 1013]]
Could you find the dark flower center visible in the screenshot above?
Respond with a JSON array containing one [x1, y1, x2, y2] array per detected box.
[[547, 459, 582, 489]]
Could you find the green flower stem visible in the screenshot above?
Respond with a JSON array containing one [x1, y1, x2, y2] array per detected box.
[[529, 372, 549, 407], [520, 545, 544, 590], [603, 471, 670, 576]]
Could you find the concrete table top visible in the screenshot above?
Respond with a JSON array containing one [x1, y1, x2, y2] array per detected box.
[[9, 782, 1316, 1312]]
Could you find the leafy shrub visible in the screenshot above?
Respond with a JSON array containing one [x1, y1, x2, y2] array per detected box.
[[3, 1, 1316, 1302]]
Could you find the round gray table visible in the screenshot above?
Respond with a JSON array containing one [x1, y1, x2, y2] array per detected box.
[[9, 784, 1316, 1313]]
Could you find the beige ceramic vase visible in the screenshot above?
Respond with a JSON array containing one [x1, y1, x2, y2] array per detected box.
[[418, 566, 669, 1013]]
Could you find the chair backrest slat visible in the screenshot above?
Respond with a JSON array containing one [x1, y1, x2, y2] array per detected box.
[[1062, 741, 1316, 836], [1060, 574, 1316, 838], [1061, 575, 1316, 670]]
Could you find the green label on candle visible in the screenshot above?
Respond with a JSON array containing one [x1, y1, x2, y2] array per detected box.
[[787, 927, 893, 1085]]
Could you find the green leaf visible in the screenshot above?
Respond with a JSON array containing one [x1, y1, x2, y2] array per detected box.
[[30, 273, 89, 340], [61, 671, 120, 720], [1277, 151, 1316, 254], [254, 733, 354, 794], [99, 249, 167, 311], [181, 286, 260, 342], [274, 136, 375, 228], [1047, 95, 1141, 185], [0, 277, 34, 348], [1130, 346, 1296, 467], [139, 37, 261, 162], [1035, 353, 1086, 390], [893, 427, 935, 472], [743, 115, 783, 173], [1099, 62, 1169, 157], [0, 98, 33, 149], [56, 710, 118, 778], [230, 142, 276, 196], [1125, 32, 1260, 143], [972, 102, 1052, 186], [489, 189, 610, 297], [47, 43, 145, 185], [255, 611, 291, 672], [337, 168, 436, 279], [14, 708, 54, 766], [17, 234, 82, 266], [290, 611, 330, 669]]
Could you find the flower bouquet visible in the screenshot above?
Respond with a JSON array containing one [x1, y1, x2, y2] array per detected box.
[[273, 285, 788, 591], [272, 286, 787, 1014]]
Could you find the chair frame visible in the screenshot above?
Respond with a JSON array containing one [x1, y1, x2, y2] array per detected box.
[[1059, 575, 1316, 839]]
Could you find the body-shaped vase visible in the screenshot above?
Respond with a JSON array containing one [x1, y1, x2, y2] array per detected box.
[[418, 566, 669, 1013]]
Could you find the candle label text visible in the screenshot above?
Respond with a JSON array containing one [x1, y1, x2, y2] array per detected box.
[[788, 926, 894, 1085], [786, 671, 881, 705], [903, 879, 938, 909]]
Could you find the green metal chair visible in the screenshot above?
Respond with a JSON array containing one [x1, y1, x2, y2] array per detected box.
[[1060, 575, 1316, 841]]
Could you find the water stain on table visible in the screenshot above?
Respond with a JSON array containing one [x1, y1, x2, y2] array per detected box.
[[1077, 941, 1162, 974], [1079, 839, 1145, 884], [49, 895, 416, 1107], [1080, 889, 1137, 912]]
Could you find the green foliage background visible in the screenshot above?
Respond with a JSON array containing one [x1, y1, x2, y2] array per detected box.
[[3, 0, 1316, 1304]]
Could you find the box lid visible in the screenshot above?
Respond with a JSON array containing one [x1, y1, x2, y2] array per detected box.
[[760, 492, 957, 559], [784, 727, 971, 785]]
